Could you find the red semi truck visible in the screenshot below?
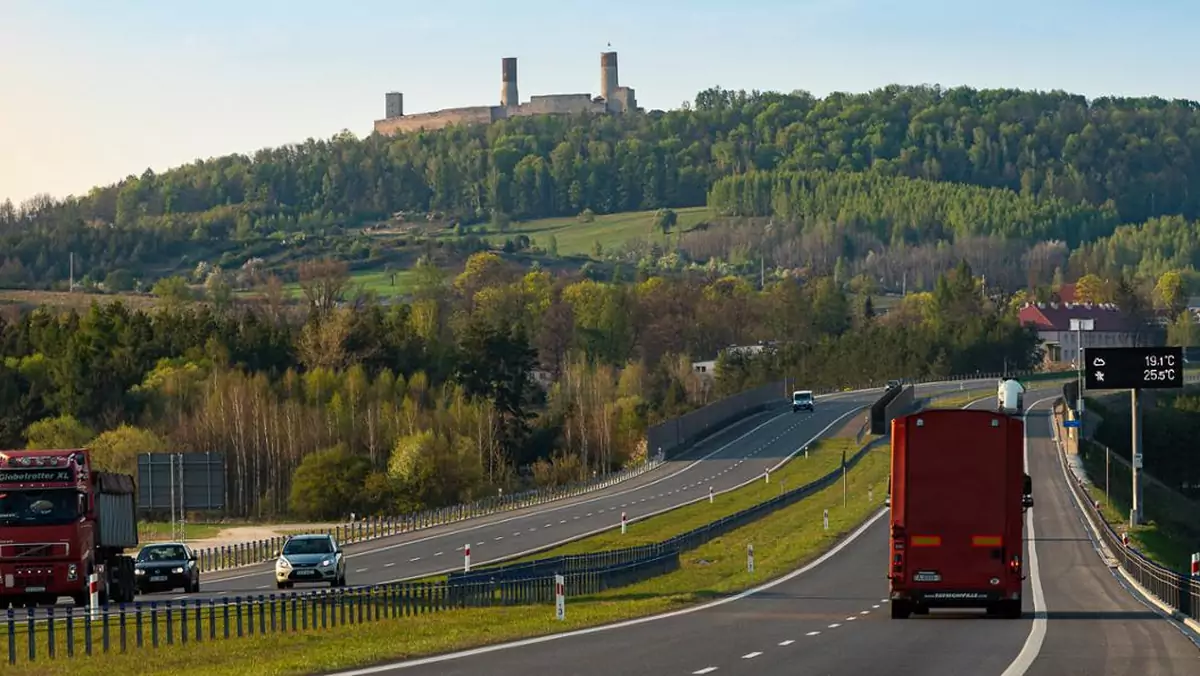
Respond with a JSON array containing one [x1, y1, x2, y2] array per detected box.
[[0, 448, 138, 608], [887, 409, 1033, 619]]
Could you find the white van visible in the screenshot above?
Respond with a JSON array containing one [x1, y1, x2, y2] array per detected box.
[[792, 390, 814, 412]]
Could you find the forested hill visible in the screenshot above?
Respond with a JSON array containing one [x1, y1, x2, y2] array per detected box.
[[8, 85, 1200, 231], [5, 85, 1200, 290]]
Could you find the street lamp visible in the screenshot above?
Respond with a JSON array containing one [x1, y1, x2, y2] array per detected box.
[[1069, 317, 1095, 414]]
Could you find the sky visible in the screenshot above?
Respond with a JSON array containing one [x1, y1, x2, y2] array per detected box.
[[1, 0, 1197, 206]]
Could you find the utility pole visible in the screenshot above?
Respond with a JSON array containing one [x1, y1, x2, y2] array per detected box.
[[69, 252, 74, 291], [1131, 388, 1143, 526], [1070, 318, 1095, 414]]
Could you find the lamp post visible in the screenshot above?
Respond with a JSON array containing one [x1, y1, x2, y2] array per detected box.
[[1069, 317, 1095, 414]]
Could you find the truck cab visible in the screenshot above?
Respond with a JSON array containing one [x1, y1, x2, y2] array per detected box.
[[792, 390, 814, 412]]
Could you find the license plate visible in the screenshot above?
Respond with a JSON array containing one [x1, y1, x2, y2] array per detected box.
[[295, 570, 315, 576], [150, 576, 168, 582], [24, 586, 45, 593], [913, 571, 941, 582]]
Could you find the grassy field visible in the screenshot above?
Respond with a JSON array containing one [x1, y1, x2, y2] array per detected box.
[[481, 206, 712, 256], [138, 522, 226, 542], [2, 440, 889, 676]]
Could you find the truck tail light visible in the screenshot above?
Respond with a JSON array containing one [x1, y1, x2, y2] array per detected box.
[[892, 551, 904, 573], [1009, 555, 1021, 574]]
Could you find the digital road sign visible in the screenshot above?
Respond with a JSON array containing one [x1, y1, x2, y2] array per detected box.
[[1083, 346, 1184, 390]]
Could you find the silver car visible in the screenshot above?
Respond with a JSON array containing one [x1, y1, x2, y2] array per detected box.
[[274, 534, 346, 589]]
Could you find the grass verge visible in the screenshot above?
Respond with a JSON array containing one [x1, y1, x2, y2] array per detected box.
[[481, 207, 712, 255], [2, 443, 890, 676], [1077, 441, 1198, 571]]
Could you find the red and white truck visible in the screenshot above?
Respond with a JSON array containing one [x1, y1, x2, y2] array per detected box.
[[0, 448, 138, 608], [887, 409, 1033, 619]]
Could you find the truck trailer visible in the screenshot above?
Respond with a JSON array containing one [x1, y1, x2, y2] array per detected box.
[[887, 410, 1033, 619], [0, 448, 138, 608]]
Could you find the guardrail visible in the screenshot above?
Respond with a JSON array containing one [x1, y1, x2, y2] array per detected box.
[[1052, 403, 1198, 625], [187, 369, 1049, 573], [1, 552, 680, 666], [449, 433, 889, 587], [190, 454, 667, 574]]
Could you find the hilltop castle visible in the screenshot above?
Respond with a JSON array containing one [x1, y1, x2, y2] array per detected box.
[[373, 51, 639, 136]]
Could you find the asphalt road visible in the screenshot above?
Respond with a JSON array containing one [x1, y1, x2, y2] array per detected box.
[[331, 386, 1200, 676], [133, 379, 994, 603]]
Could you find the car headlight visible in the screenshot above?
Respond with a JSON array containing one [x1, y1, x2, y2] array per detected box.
[[172, 567, 184, 574], [134, 568, 145, 576], [277, 558, 291, 569], [320, 558, 332, 567]]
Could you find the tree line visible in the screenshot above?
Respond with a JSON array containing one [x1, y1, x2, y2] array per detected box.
[[0, 257, 1041, 517], [7, 85, 1200, 287]]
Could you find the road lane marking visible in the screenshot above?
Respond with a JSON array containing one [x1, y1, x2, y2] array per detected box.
[[779, 639, 794, 646], [828, 623, 841, 628], [742, 652, 762, 659], [693, 669, 718, 675], [998, 394, 1055, 676], [384, 563, 395, 567], [806, 631, 821, 636]]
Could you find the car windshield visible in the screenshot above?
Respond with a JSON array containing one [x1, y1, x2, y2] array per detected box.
[[283, 537, 333, 555], [138, 545, 188, 562], [0, 489, 82, 526], [793, 392, 812, 402]]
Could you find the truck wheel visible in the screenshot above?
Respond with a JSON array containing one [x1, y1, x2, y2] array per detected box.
[[890, 601, 911, 619]]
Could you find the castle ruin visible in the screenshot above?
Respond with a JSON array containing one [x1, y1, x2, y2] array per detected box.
[[374, 51, 639, 136]]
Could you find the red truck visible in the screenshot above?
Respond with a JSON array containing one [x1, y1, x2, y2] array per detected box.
[[0, 448, 138, 608], [887, 409, 1033, 619]]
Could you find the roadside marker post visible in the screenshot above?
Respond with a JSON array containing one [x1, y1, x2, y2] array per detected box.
[[747, 544, 755, 573], [88, 573, 99, 620], [464, 544, 471, 572], [555, 574, 565, 620], [620, 512, 627, 535], [765, 469, 770, 484], [1191, 553, 1199, 578], [709, 486, 714, 503], [823, 509, 829, 531]]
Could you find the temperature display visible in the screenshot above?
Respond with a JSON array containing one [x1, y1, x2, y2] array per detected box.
[[1084, 347, 1184, 390]]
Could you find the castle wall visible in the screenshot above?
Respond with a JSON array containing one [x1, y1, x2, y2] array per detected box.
[[374, 105, 502, 135], [516, 94, 604, 116]]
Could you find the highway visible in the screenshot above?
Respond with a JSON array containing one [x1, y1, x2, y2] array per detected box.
[[329, 385, 1200, 676], [132, 379, 995, 603]]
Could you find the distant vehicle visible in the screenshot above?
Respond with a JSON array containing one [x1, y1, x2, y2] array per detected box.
[[135, 542, 200, 594], [886, 379, 903, 390], [275, 534, 346, 589], [792, 390, 814, 412], [996, 379, 1025, 414], [887, 409, 1033, 619], [0, 448, 138, 607]]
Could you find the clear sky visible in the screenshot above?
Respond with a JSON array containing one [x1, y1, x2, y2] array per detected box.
[[1, 0, 1196, 206]]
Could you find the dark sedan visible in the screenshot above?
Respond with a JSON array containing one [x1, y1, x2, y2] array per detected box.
[[134, 542, 200, 594]]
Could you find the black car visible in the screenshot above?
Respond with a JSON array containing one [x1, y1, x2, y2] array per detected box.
[[134, 542, 200, 594]]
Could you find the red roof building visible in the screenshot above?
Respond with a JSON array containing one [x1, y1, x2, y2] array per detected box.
[[1018, 302, 1143, 365]]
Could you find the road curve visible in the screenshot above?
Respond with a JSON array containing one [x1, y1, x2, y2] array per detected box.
[[325, 386, 1200, 676], [129, 380, 992, 603]]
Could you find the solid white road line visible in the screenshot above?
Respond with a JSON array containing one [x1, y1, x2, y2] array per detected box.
[[998, 394, 1055, 676]]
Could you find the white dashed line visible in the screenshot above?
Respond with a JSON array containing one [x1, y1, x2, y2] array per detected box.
[[255, 585, 268, 589], [860, 610, 870, 615], [845, 616, 857, 621], [409, 558, 420, 562], [742, 652, 762, 659], [355, 568, 368, 573], [384, 562, 396, 567], [560, 520, 567, 524], [495, 536, 503, 541], [828, 623, 841, 628], [872, 604, 880, 609], [434, 552, 443, 557], [693, 668, 718, 675], [806, 631, 821, 636], [779, 639, 794, 646], [475, 542, 483, 546]]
